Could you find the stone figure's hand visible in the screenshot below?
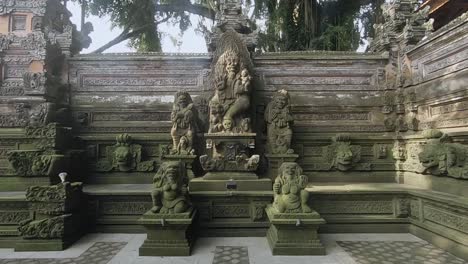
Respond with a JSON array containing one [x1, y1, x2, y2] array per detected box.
[[273, 182, 281, 193]]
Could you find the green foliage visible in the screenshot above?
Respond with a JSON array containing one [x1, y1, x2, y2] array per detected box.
[[73, 0, 383, 52]]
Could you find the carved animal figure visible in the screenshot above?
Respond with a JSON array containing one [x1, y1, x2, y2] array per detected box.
[[273, 162, 311, 213], [418, 130, 468, 179], [151, 161, 191, 214]]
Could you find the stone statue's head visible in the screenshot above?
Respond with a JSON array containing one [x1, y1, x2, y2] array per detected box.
[[240, 118, 250, 132], [221, 49, 239, 75], [273, 89, 290, 109], [418, 145, 441, 169], [157, 161, 185, 185], [278, 162, 303, 179], [223, 117, 233, 131], [114, 134, 133, 168], [174, 91, 192, 109], [179, 135, 189, 148]]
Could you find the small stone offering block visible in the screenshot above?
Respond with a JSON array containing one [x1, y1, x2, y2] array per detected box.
[[266, 206, 326, 255], [138, 208, 196, 256]]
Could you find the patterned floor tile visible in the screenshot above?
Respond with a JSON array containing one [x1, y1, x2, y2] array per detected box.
[[0, 242, 127, 264], [338, 241, 467, 264], [213, 246, 249, 264]]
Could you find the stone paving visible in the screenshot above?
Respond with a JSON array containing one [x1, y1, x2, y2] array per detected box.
[[338, 241, 467, 264], [0, 234, 466, 264]]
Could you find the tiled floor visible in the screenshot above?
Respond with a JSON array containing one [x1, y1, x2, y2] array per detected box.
[[0, 233, 466, 264]]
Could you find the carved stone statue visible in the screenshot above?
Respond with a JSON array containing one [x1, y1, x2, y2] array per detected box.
[[151, 161, 191, 214], [208, 49, 252, 133], [418, 129, 468, 179], [170, 91, 197, 155], [265, 89, 294, 154], [273, 162, 311, 213]]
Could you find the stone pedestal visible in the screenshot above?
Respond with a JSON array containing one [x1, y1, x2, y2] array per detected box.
[[162, 154, 197, 179], [266, 206, 326, 255], [265, 153, 299, 180], [15, 182, 85, 251], [200, 133, 259, 180], [138, 208, 196, 256]]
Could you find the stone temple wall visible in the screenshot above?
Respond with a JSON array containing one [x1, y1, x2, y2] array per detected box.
[[67, 52, 397, 184], [400, 14, 468, 197]]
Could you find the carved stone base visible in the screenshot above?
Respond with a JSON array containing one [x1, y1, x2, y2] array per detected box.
[[162, 154, 197, 179], [266, 206, 326, 255], [203, 171, 258, 180], [265, 153, 299, 180], [14, 236, 81, 251], [189, 177, 272, 192], [138, 208, 196, 256]]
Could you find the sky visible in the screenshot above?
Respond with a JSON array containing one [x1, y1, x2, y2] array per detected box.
[[67, 2, 210, 53]]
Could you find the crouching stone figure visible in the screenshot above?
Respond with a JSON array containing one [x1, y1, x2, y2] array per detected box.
[[273, 162, 311, 213], [151, 161, 191, 214]]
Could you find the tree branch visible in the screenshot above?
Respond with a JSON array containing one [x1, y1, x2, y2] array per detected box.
[[90, 16, 172, 54], [154, 0, 216, 19]]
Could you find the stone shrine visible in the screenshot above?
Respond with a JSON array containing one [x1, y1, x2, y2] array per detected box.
[[0, 0, 467, 261]]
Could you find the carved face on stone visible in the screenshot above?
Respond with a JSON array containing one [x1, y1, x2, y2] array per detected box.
[[176, 93, 189, 108], [114, 145, 132, 167], [223, 118, 233, 131], [418, 145, 441, 169], [274, 94, 288, 109], [335, 143, 353, 166], [240, 118, 250, 132], [164, 163, 179, 183], [225, 53, 239, 77]]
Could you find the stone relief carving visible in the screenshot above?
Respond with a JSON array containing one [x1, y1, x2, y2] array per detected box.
[[265, 89, 294, 154], [208, 48, 252, 133], [418, 129, 468, 179], [272, 162, 311, 213], [7, 150, 63, 177], [18, 215, 68, 239], [95, 134, 155, 172], [324, 134, 368, 171], [170, 91, 197, 155], [23, 72, 46, 94], [150, 161, 191, 214]]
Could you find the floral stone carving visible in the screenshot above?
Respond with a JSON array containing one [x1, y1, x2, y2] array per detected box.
[[7, 150, 64, 177], [95, 134, 155, 172], [23, 72, 46, 94], [418, 130, 468, 179], [150, 161, 191, 214], [208, 47, 252, 133], [265, 89, 294, 154], [170, 91, 197, 155], [18, 215, 68, 239], [273, 162, 311, 213]]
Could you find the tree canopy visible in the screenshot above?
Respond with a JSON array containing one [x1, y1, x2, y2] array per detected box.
[[72, 0, 384, 53]]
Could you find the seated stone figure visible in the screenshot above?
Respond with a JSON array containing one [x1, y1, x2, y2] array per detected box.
[[151, 161, 190, 214], [273, 162, 312, 213]]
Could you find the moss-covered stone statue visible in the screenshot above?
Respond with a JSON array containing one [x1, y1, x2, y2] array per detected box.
[[140, 161, 196, 256], [418, 129, 468, 179], [273, 162, 311, 213], [150, 161, 191, 214], [170, 91, 197, 155], [208, 48, 252, 133], [266, 162, 326, 255], [265, 89, 294, 154]]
